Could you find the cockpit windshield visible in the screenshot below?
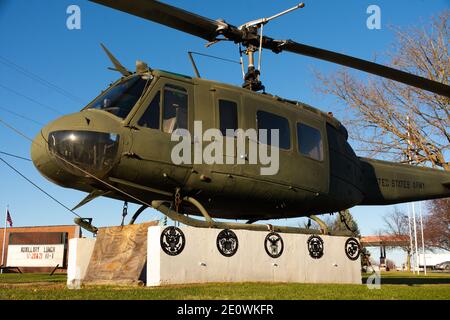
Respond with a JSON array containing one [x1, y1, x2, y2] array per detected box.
[[87, 75, 150, 119]]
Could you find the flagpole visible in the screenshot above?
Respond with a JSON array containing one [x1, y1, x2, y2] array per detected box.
[[1, 205, 8, 274], [419, 202, 427, 275], [406, 116, 420, 275], [407, 203, 414, 272], [412, 202, 420, 274]]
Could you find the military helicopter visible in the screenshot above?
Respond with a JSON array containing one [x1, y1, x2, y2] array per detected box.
[[31, 0, 450, 235]]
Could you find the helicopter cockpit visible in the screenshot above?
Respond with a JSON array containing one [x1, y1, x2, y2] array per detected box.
[[41, 74, 151, 178], [31, 66, 157, 184], [87, 74, 151, 119]]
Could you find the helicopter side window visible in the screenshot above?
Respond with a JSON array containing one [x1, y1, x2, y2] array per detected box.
[[163, 84, 188, 133], [256, 111, 290, 150], [297, 123, 323, 161], [138, 91, 160, 129], [219, 100, 238, 136]]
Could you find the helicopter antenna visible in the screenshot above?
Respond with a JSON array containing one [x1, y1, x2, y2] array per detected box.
[[187, 51, 242, 79], [188, 52, 201, 78]]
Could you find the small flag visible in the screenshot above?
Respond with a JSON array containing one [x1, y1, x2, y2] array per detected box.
[[6, 209, 13, 227]]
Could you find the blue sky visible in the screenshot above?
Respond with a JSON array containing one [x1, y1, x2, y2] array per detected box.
[[0, 0, 448, 265]]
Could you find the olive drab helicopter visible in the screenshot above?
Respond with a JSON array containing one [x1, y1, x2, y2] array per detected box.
[[31, 0, 450, 235]]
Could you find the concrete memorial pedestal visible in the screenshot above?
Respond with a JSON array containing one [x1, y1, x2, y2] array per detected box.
[[67, 224, 362, 287], [148, 226, 362, 286]]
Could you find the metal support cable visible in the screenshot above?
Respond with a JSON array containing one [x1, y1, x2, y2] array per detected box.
[[0, 151, 31, 162], [0, 55, 86, 104], [0, 83, 62, 115], [0, 157, 81, 218], [0, 106, 44, 126]]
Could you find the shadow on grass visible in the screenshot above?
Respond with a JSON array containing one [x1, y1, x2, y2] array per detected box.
[[362, 274, 450, 286]]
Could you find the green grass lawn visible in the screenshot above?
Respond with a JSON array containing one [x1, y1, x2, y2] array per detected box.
[[0, 273, 66, 284], [0, 272, 449, 300]]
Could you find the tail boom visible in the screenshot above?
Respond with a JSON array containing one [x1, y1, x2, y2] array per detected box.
[[359, 158, 450, 205]]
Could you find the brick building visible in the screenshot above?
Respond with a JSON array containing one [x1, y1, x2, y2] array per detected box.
[[0, 225, 81, 273]]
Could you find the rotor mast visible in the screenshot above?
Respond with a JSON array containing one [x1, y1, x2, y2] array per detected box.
[[240, 3, 305, 91]]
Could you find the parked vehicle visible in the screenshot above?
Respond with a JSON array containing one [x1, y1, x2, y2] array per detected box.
[[434, 261, 450, 270]]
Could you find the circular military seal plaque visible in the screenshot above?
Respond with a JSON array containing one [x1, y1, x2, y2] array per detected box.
[[307, 235, 324, 259], [264, 232, 284, 258], [345, 237, 361, 261], [216, 229, 239, 257], [160, 226, 185, 256]]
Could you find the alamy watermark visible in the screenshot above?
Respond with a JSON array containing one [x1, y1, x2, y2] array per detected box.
[[171, 121, 280, 176], [367, 5, 381, 30], [366, 269, 381, 289], [66, 5, 81, 30], [66, 4, 380, 31]]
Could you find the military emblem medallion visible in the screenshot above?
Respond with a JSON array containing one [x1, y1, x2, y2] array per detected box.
[[345, 237, 361, 261], [216, 229, 239, 257], [160, 226, 185, 256], [307, 235, 324, 259], [264, 232, 284, 258]]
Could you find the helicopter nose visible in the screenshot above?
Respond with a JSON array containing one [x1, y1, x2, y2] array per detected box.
[[31, 129, 67, 186], [31, 127, 121, 185], [47, 130, 120, 177], [31, 131, 70, 186]]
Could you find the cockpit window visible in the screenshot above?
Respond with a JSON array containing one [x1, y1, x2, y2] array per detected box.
[[138, 91, 160, 129], [88, 76, 150, 119]]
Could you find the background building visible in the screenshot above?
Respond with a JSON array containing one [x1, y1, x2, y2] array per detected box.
[[0, 225, 81, 273]]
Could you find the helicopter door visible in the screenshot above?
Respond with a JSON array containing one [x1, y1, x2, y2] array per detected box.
[[127, 78, 194, 191], [234, 96, 294, 185], [189, 87, 242, 197]]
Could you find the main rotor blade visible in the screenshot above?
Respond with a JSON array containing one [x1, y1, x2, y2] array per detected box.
[[91, 0, 224, 41], [274, 40, 450, 98], [91, 0, 450, 97]]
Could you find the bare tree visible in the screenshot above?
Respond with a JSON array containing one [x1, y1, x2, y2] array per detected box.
[[381, 208, 413, 270], [381, 208, 411, 252], [315, 11, 449, 170], [382, 201, 449, 253], [425, 198, 450, 251]]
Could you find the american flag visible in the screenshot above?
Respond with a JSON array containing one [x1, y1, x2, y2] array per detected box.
[[6, 209, 13, 227]]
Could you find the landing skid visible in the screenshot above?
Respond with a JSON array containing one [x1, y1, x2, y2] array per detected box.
[[74, 197, 352, 237], [151, 198, 352, 237]]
